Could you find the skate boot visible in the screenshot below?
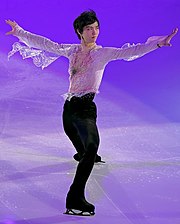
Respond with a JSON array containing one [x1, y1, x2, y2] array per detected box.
[[73, 153, 105, 163], [95, 154, 105, 163], [73, 153, 82, 162], [64, 190, 95, 216]]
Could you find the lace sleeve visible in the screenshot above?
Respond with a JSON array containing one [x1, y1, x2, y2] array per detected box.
[[99, 35, 168, 64], [13, 24, 72, 56], [8, 42, 62, 69], [8, 24, 76, 69]]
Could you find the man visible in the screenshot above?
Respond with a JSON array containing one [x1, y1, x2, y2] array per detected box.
[[6, 10, 178, 216]]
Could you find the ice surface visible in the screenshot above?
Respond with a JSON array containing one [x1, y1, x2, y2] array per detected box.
[[0, 49, 180, 224]]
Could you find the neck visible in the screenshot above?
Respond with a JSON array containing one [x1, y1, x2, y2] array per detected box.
[[81, 39, 96, 51]]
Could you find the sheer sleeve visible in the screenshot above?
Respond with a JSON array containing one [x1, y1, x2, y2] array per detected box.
[[99, 35, 168, 64], [8, 24, 76, 69], [13, 24, 73, 56]]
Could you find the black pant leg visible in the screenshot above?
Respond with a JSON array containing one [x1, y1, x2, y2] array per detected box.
[[63, 99, 100, 196], [70, 115, 99, 194], [63, 101, 85, 156]]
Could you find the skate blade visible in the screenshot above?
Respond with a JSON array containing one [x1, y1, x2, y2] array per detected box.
[[64, 209, 95, 216], [95, 160, 106, 164]]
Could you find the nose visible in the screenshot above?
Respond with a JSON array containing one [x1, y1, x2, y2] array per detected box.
[[92, 29, 96, 35], [92, 28, 98, 36]]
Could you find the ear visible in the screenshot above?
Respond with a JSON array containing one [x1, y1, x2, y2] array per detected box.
[[77, 29, 83, 39], [77, 29, 81, 35]]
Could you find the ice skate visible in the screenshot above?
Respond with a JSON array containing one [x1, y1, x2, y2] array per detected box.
[[64, 191, 95, 216], [64, 208, 95, 216], [73, 153, 105, 163]]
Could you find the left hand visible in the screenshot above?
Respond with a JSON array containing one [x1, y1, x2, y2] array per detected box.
[[159, 27, 178, 47], [5, 19, 18, 35]]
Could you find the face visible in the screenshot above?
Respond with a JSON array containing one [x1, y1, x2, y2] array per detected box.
[[80, 21, 99, 44]]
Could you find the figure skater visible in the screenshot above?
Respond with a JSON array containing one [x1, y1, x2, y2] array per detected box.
[[5, 10, 178, 216]]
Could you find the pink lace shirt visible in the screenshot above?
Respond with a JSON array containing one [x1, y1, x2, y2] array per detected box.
[[8, 25, 167, 100]]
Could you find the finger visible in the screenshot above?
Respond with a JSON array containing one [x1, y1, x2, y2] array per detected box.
[[5, 19, 11, 24], [6, 19, 13, 23], [5, 20, 13, 26], [5, 31, 13, 35], [172, 27, 178, 35], [174, 27, 178, 32], [5, 19, 16, 27], [168, 29, 178, 39]]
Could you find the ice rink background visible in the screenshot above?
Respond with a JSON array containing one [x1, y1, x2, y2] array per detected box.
[[0, 0, 180, 223]]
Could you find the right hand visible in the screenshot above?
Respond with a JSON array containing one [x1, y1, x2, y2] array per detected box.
[[158, 27, 178, 47], [5, 19, 18, 35]]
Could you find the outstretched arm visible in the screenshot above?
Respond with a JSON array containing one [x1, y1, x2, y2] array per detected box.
[[99, 28, 178, 63], [5, 19, 72, 57]]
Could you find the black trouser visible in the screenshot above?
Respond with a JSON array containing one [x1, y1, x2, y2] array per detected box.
[[63, 93, 100, 196]]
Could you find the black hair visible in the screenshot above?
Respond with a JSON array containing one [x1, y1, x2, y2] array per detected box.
[[73, 10, 100, 40]]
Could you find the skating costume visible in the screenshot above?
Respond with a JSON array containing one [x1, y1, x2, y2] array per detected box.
[[9, 24, 167, 215]]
